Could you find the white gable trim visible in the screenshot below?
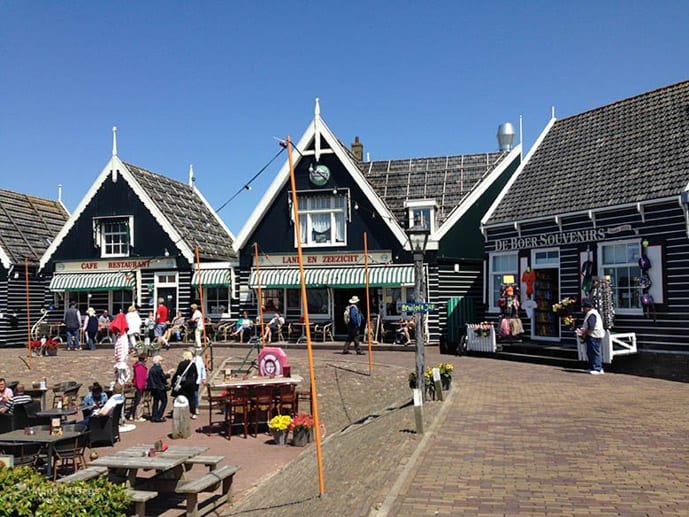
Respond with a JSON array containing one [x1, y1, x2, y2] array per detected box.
[[234, 110, 407, 251], [433, 145, 522, 241], [480, 117, 556, 231], [40, 156, 196, 269], [0, 246, 12, 269]]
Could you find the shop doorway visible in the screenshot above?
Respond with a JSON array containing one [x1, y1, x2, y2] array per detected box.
[[333, 289, 368, 336], [531, 266, 560, 341]]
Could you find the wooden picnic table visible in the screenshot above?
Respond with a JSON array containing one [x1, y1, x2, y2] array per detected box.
[[90, 444, 209, 490], [212, 374, 303, 389]]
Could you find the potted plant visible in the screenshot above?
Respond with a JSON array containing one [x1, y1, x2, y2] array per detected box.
[[289, 413, 314, 446], [268, 415, 291, 445], [437, 362, 454, 390]]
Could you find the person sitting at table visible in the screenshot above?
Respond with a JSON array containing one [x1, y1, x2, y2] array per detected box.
[[82, 382, 108, 409], [263, 312, 285, 343], [98, 309, 112, 342], [163, 310, 186, 344], [147, 355, 173, 423], [80, 383, 123, 426], [396, 315, 415, 345], [1, 384, 33, 414], [0, 378, 14, 413], [230, 311, 252, 342]]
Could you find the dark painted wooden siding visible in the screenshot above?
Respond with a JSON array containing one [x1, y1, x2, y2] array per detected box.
[[483, 201, 689, 353]]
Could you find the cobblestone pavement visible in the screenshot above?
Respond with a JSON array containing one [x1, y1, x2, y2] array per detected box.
[[5, 347, 689, 516]]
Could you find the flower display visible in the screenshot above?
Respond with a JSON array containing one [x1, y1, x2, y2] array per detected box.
[[288, 413, 314, 432], [468, 322, 493, 337], [268, 414, 292, 432], [437, 362, 454, 380], [552, 297, 577, 314], [562, 315, 575, 328]]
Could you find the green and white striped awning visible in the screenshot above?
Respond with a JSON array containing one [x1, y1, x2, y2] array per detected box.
[[249, 265, 414, 288], [49, 272, 135, 292], [192, 269, 232, 288]]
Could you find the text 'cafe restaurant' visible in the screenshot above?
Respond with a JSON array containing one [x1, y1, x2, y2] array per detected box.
[[244, 250, 415, 334], [47, 256, 187, 316]]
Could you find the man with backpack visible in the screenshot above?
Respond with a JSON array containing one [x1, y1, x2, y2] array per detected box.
[[342, 295, 364, 355]]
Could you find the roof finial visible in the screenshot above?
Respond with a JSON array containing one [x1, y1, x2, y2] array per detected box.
[[315, 97, 320, 116], [188, 163, 195, 187], [112, 126, 118, 157]]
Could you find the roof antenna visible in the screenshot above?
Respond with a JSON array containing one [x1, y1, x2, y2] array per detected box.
[[112, 126, 118, 157], [188, 163, 195, 187]]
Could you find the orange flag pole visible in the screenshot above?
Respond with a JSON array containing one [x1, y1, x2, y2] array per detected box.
[[287, 135, 325, 496], [364, 233, 373, 374], [25, 257, 33, 370], [254, 242, 265, 347]]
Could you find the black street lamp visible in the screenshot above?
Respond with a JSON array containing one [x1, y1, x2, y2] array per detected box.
[[406, 224, 429, 433]]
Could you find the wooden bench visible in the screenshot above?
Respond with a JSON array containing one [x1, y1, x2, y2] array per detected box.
[[184, 454, 224, 472], [125, 489, 157, 517], [175, 464, 239, 517], [55, 466, 107, 483]]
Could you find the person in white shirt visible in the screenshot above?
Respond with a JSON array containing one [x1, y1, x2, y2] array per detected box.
[[190, 304, 204, 348], [192, 346, 207, 418], [125, 305, 142, 353]]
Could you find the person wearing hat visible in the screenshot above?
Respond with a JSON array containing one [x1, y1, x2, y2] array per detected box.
[[83, 307, 99, 351], [576, 299, 605, 374], [189, 303, 204, 348], [342, 295, 364, 355]]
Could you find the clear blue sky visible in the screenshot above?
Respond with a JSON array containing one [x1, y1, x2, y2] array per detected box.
[[1, 1, 687, 235]]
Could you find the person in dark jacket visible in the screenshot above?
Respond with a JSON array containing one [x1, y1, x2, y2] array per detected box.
[[64, 301, 81, 351], [84, 307, 99, 351], [147, 355, 172, 422], [171, 350, 199, 415]]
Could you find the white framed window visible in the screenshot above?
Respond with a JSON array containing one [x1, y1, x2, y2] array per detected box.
[[381, 287, 414, 319], [600, 240, 642, 313], [296, 194, 346, 247], [405, 199, 437, 233], [488, 252, 518, 311], [93, 216, 133, 258], [205, 287, 230, 318], [533, 249, 559, 266]]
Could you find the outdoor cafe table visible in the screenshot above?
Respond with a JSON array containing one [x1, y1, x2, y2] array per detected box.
[[90, 444, 208, 490], [213, 374, 304, 389], [0, 427, 84, 474], [36, 407, 78, 422]]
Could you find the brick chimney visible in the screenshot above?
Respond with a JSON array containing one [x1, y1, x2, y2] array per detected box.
[[351, 136, 364, 161]]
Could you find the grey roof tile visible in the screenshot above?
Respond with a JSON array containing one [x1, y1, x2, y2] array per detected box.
[[361, 151, 509, 225], [123, 163, 236, 260], [0, 189, 69, 265], [487, 80, 689, 225]]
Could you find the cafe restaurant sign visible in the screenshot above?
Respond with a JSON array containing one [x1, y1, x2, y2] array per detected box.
[[257, 251, 392, 266], [494, 228, 610, 251], [55, 257, 177, 273]]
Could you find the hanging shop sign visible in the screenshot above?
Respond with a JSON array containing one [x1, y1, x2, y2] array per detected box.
[[257, 251, 393, 266], [55, 257, 177, 273], [493, 228, 614, 251]]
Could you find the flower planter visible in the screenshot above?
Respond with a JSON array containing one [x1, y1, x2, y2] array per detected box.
[[272, 429, 288, 445], [291, 428, 310, 447], [46, 348, 58, 357], [441, 377, 452, 391]]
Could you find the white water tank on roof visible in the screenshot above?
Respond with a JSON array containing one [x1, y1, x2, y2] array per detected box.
[[497, 122, 515, 151]]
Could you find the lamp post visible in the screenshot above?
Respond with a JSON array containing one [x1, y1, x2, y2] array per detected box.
[[406, 224, 429, 433]]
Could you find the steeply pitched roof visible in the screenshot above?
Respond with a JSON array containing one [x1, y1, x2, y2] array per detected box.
[[486, 80, 689, 226], [362, 152, 509, 226], [0, 189, 69, 267], [40, 155, 236, 269], [124, 163, 236, 261]]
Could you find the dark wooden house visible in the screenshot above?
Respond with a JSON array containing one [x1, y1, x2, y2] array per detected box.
[[39, 128, 237, 327], [234, 101, 521, 345], [0, 188, 69, 346], [480, 80, 689, 377]]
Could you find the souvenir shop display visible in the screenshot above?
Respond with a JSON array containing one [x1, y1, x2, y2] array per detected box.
[[589, 277, 615, 329], [497, 280, 524, 340], [638, 242, 656, 322]]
